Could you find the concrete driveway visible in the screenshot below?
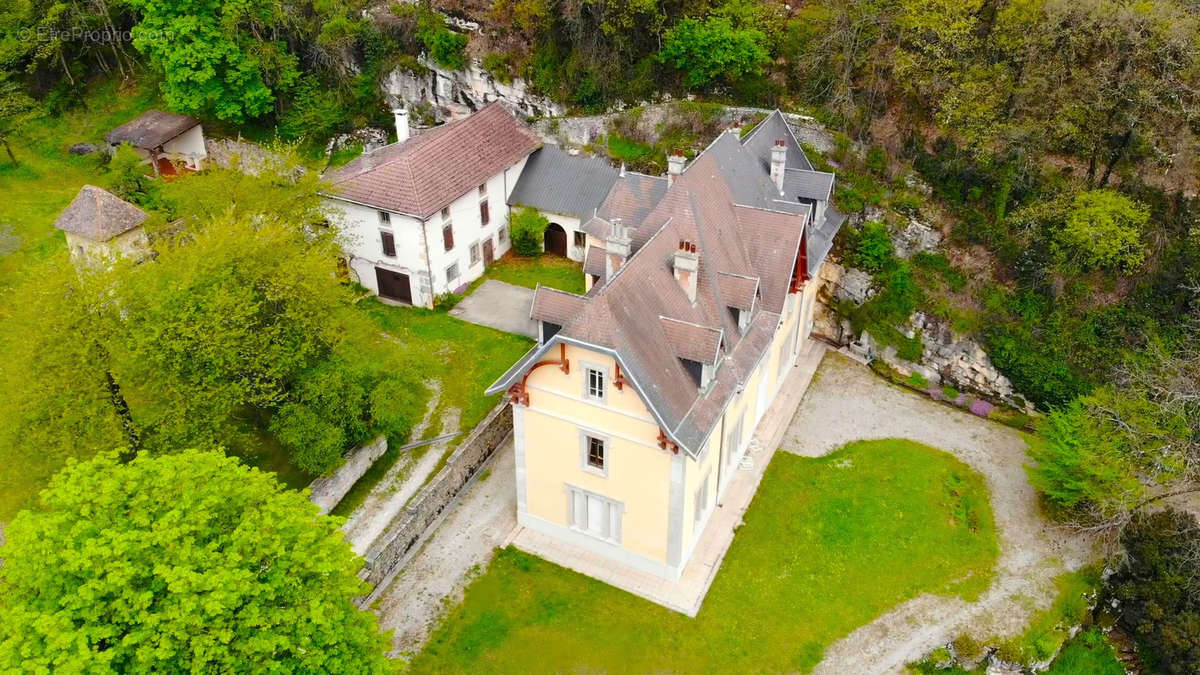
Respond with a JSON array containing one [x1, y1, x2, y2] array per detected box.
[[450, 280, 537, 338]]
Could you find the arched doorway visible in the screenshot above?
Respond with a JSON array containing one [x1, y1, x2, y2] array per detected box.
[[544, 222, 568, 256]]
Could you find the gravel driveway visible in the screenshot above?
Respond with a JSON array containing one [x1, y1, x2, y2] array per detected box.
[[784, 353, 1098, 674], [373, 439, 517, 659]]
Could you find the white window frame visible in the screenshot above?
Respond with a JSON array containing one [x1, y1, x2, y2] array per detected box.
[[498, 224, 509, 243], [445, 262, 460, 286], [378, 210, 391, 225], [582, 362, 607, 403], [727, 412, 745, 468], [578, 428, 610, 477], [469, 240, 481, 266], [566, 485, 622, 544], [695, 471, 711, 526]]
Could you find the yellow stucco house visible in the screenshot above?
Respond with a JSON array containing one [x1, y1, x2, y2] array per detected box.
[[488, 112, 846, 579]]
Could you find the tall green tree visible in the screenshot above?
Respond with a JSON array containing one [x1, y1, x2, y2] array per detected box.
[[0, 450, 393, 671], [660, 15, 770, 90], [124, 0, 299, 121], [1028, 330, 1199, 526], [0, 164, 423, 481], [0, 76, 37, 164]]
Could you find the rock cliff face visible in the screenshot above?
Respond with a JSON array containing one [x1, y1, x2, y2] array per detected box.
[[815, 261, 1030, 411], [383, 58, 564, 122]]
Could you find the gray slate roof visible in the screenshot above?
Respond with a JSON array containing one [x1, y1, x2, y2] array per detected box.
[[54, 185, 149, 241], [807, 207, 848, 279], [105, 110, 199, 149], [785, 168, 835, 202], [741, 110, 814, 173], [508, 145, 618, 217]]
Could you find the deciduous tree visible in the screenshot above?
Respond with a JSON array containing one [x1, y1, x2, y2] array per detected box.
[[0, 450, 393, 672]]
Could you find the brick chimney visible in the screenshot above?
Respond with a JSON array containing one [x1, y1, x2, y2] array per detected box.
[[605, 218, 631, 281], [667, 149, 686, 187], [673, 240, 699, 304], [770, 139, 787, 193], [393, 107, 410, 144]]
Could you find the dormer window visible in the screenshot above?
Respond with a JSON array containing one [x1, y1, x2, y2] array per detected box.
[[539, 321, 561, 344], [681, 359, 703, 387]]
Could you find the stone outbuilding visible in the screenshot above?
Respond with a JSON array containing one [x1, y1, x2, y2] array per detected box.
[[55, 185, 150, 264], [104, 110, 207, 176]]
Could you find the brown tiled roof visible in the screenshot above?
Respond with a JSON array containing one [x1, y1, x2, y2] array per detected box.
[[529, 286, 587, 326], [581, 172, 669, 243], [326, 103, 540, 218], [532, 150, 804, 452], [105, 110, 199, 149], [54, 185, 149, 241], [583, 245, 606, 277], [717, 272, 759, 311], [659, 317, 723, 364], [489, 112, 846, 455]]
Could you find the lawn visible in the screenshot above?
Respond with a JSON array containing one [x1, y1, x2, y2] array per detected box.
[[0, 79, 160, 289], [329, 300, 533, 516], [480, 253, 585, 295], [412, 439, 999, 672]]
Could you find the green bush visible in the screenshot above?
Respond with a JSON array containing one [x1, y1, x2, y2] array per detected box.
[[482, 52, 517, 84], [865, 145, 888, 175], [417, 10, 468, 70], [509, 207, 548, 257], [279, 75, 351, 141], [434, 291, 464, 311], [889, 191, 923, 215], [941, 385, 960, 400], [913, 251, 967, 291], [658, 16, 770, 90], [107, 143, 155, 205], [848, 221, 893, 273], [906, 372, 929, 389], [1055, 189, 1148, 272]]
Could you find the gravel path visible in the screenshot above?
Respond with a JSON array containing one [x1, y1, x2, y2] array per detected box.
[[375, 439, 517, 659], [341, 381, 461, 555], [783, 353, 1098, 674]]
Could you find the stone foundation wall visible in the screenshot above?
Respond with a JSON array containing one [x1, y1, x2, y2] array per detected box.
[[358, 400, 513, 590], [308, 436, 388, 515]]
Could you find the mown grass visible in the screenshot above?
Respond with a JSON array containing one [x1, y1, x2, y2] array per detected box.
[[479, 253, 585, 295], [329, 300, 533, 516], [412, 439, 998, 672]]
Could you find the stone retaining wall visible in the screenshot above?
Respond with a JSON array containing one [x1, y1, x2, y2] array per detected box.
[[308, 436, 388, 515], [358, 401, 513, 589]]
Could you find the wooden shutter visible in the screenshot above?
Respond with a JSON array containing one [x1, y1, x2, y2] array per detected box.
[[480, 199, 489, 225], [442, 225, 454, 251], [380, 231, 396, 257]]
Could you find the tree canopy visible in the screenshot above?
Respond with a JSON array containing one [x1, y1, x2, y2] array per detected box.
[[659, 15, 770, 90], [0, 450, 392, 671], [0, 164, 424, 484]]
